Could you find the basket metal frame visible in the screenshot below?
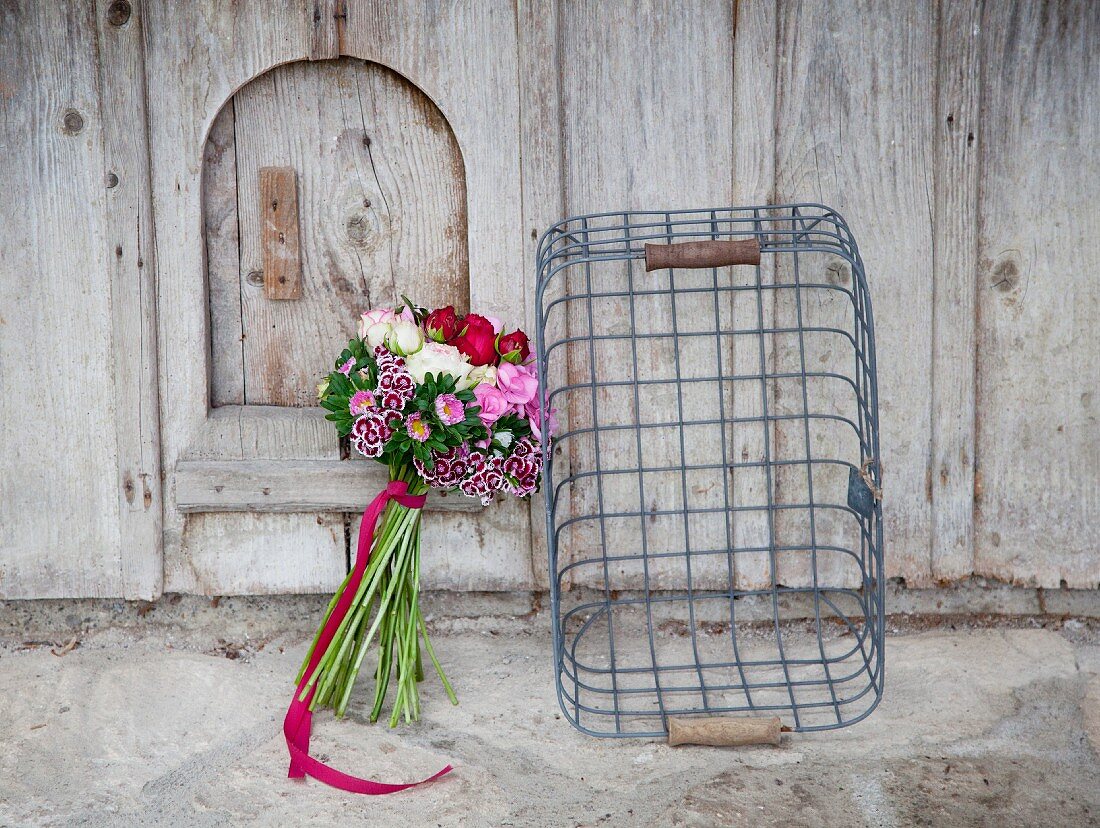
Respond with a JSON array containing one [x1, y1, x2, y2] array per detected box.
[[535, 204, 884, 738]]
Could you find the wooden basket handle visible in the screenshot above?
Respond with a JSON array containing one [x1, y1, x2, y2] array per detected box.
[[667, 715, 783, 747], [644, 238, 761, 272]]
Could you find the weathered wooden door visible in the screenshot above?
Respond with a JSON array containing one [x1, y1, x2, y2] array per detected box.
[[147, 4, 533, 594]]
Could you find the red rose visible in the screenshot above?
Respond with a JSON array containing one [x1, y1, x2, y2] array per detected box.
[[449, 313, 498, 366], [424, 305, 461, 342], [497, 329, 530, 364]]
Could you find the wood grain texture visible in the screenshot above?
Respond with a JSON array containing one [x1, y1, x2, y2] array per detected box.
[[560, 0, 735, 592], [517, 0, 564, 591], [1, 2, 120, 597], [175, 460, 481, 513], [259, 166, 303, 300], [774, 0, 936, 586], [730, 0, 779, 591], [143, 0, 344, 595], [94, 0, 163, 598], [930, 0, 982, 581], [221, 58, 468, 406], [974, 0, 1100, 587]]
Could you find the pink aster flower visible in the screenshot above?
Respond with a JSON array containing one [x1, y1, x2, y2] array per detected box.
[[434, 393, 465, 426], [337, 357, 356, 376], [349, 390, 375, 416], [406, 412, 431, 443]]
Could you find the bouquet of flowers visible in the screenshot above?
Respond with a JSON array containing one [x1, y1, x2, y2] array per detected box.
[[285, 299, 552, 793]]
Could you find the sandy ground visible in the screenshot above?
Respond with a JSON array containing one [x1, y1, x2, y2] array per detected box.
[[0, 609, 1098, 827]]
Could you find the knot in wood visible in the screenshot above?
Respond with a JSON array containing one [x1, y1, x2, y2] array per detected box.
[[106, 0, 131, 26]]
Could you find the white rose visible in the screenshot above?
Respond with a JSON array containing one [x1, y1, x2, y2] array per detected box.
[[467, 364, 498, 387], [358, 307, 396, 340], [385, 320, 425, 356], [405, 342, 473, 389], [364, 321, 393, 350]]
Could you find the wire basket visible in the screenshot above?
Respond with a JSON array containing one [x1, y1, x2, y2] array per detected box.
[[534, 204, 884, 738]]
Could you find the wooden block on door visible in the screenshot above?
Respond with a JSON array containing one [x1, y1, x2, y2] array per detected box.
[[259, 166, 302, 300]]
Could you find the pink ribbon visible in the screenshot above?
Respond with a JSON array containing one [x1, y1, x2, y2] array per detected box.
[[284, 480, 453, 794]]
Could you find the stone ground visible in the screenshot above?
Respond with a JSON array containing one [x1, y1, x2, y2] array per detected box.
[[1, 602, 1098, 827]]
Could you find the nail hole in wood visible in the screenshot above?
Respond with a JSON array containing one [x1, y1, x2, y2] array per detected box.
[[62, 110, 84, 135], [106, 172, 119, 188]]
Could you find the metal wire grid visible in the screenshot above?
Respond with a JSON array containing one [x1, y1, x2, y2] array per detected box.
[[534, 204, 884, 737]]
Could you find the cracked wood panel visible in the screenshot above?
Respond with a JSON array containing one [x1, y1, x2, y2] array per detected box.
[[974, 0, 1100, 587], [559, 0, 735, 592], [0, 2, 120, 597], [774, 0, 935, 586], [930, 0, 982, 582], [210, 57, 467, 407]]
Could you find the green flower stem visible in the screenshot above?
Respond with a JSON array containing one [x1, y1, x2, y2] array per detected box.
[[297, 463, 453, 724], [296, 569, 352, 684], [331, 514, 419, 714], [297, 501, 404, 693], [302, 502, 417, 688], [311, 507, 418, 706]]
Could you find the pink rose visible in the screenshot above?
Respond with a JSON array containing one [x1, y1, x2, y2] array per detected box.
[[525, 396, 557, 443], [473, 383, 510, 427], [496, 362, 538, 406]]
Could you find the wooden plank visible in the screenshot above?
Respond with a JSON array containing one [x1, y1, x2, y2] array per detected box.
[[308, 0, 345, 61], [730, 0, 778, 591], [559, 0, 735, 593], [174, 460, 482, 513], [930, 0, 981, 582], [773, 0, 936, 587], [342, 5, 534, 591], [518, 0, 563, 591], [204, 101, 246, 406], [0, 2, 124, 598], [94, 0, 164, 598], [143, 1, 344, 595], [259, 166, 303, 300], [974, 0, 1100, 588]]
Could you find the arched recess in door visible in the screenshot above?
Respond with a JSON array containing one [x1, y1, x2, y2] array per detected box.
[[203, 58, 470, 408]]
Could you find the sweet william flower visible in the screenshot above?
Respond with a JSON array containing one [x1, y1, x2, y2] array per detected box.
[[497, 329, 530, 364], [496, 361, 538, 406], [424, 306, 461, 342], [385, 320, 425, 356], [405, 342, 474, 389], [338, 357, 356, 376], [449, 313, 498, 366], [473, 383, 510, 426]]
